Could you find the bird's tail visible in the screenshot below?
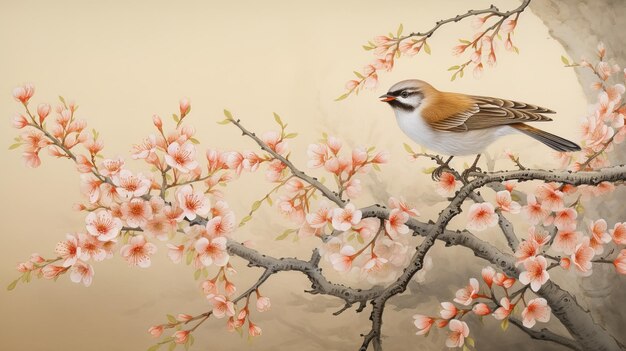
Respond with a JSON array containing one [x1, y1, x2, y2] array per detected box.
[[511, 123, 581, 152]]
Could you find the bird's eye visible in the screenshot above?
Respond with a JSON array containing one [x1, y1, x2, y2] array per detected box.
[[400, 91, 410, 98]]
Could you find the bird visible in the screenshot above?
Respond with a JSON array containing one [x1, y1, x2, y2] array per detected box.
[[379, 79, 581, 179]]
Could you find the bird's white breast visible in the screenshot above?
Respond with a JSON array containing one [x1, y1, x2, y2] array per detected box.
[[394, 109, 514, 156]]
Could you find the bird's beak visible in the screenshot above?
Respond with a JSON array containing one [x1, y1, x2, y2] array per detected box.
[[379, 94, 396, 102]]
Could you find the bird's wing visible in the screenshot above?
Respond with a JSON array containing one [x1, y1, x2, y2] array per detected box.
[[429, 96, 555, 132]]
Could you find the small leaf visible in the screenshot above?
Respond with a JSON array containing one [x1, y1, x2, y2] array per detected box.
[[217, 118, 231, 125], [189, 137, 200, 144], [423, 41, 431, 55], [188, 334, 195, 347], [459, 69, 464, 78], [396, 23, 403, 37], [59, 96, 66, 105], [451, 72, 458, 81], [466, 337, 475, 347], [422, 167, 437, 174], [447, 65, 460, 71], [251, 200, 262, 212], [194, 269, 201, 280], [172, 114, 180, 123], [362, 45, 373, 51], [223, 109, 233, 119], [561, 55, 570, 65], [372, 164, 381, 171], [284, 133, 298, 139], [7, 278, 19, 291], [147, 344, 161, 351], [335, 93, 349, 101], [463, 345, 470, 351], [166, 314, 177, 324], [459, 39, 471, 44], [273, 112, 283, 127], [185, 250, 194, 265], [353, 71, 364, 79], [266, 196, 273, 206], [8, 143, 22, 150], [501, 318, 509, 331], [168, 341, 176, 351], [275, 229, 292, 241], [513, 46, 520, 54], [403, 143, 414, 154]]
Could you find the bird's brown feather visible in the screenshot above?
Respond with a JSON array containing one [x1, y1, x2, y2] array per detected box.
[[423, 92, 555, 132]]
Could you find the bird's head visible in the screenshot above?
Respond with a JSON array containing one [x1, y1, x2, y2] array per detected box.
[[379, 79, 434, 113]]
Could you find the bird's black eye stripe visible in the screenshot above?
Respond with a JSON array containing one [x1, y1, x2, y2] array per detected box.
[[389, 89, 419, 98]]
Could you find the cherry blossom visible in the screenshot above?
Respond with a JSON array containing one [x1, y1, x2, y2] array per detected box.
[[100, 157, 125, 177], [614, 250, 626, 275], [121, 198, 153, 228], [515, 240, 539, 265], [194, 237, 229, 267], [55, 234, 82, 267], [120, 235, 157, 268], [493, 272, 515, 288], [481, 266, 495, 287], [493, 297, 513, 320], [454, 278, 479, 305], [522, 194, 550, 225], [329, 245, 356, 272], [176, 185, 210, 220], [12, 84, 34, 104], [248, 321, 262, 337], [307, 143, 329, 168], [112, 170, 151, 198], [528, 226, 551, 247], [344, 178, 362, 198], [522, 298, 551, 328], [85, 209, 123, 241], [42, 265, 67, 280], [519, 255, 549, 292], [148, 325, 164, 338], [131, 135, 157, 160], [553, 229, 581, 255], [261, 131, 288, 154], [610, 222, 626, 245], [210, 295, 235, 318], [495, 190, 521, 213], [173, 330, 190, 344], [388, 197, 419, 217], [385, 209, 410, 237], [164, 141, 198, 173], [69, 261, 94, 287], [440, 302, 458, 320], [588, 219, 612, 252], [446, 319, 470, 348], [413, 314, 434, 335], [332, 203, 362, 231], [553, 208, 578, 230], [306, 202, 334, 229], [437, 172, 461, 196], [466, 203, 498, 231], [571, 237, 594, 276], [256, 295, 271, 312], [472, 303, 491, 316]]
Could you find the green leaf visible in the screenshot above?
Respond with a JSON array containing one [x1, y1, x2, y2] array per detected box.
[[396, 23, 403, 37], [223, 109, 233, 119], [8, 143, 22, 150], [423, 41, 431, 55], [251, 200, 262, 212], [459, 69, 464, 78], [59, 96, 66, 105], [239, 215, 253, 227], [501, 318, 509, 331], [362, 45, 373, 51], [193, 269, 201, 280], [353, 71, 364, 79], [447, 65, 460, 71], [172, 114, 180, 123], [403, 143, 414, 154], [451, 72, 458, 81], [273, 112, 283, 127], [463, 345, 470, 351], [147, 344, 161, 351], [459, 39, 471, 44], [422, 167, 437, 174], [7, 278, 19, 291], [189, 137, 200, 144], [372, 164, 381, 171], [168, 341, 176, 351], [217, 118, 231, 125], [284, 133, 298, 139], [167, 314, 177, 324], [561, 55, 569, 65], [513, 46, 520, 54], [189, 334, 195, 346], [185, 250, 194, 265], [466, 336, 475, 347], [275, 230, 291, 240], [266, 196, 273, 206], [335, 93, 349, 101]]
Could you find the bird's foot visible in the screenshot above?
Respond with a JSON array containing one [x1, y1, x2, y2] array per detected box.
[[431, 156, 454, 181], [461, 154, 483, 182]]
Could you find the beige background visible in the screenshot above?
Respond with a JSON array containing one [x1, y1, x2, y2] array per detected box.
[[0, 0, 604, 350]]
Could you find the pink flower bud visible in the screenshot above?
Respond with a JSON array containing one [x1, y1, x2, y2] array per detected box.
[[173, 330, 190, 344], [148, 325, 163, 338], [152, 114, 163, 130], [12, 114, 29, 129], [179, 98, 191, 117], [12, 84, 35, 104], [177, 314, 193, 322], [37, 103, 51, 124]]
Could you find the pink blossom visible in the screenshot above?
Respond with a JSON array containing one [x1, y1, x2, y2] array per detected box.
[[179, 98, 191, 117], [466, 203, 498, 231], [210, 295, 235, 318], [131, 135, 157, 160], [12, 114, 29, 129], [493, 297, 513, 320], [306, 202, 334, 229], [385, 208, 409, 236], [265, 159, 287, 182], [69, 261, 94, 287], [112, 170, 151, 198], [194, 237, 229, 266], [166, 244, 184, 264], [610, 222, 626, 245], [481, 266, 495, 287], [256, 295, 271, 312], [588, 219, 612, 249], [536, 184, 564, 211], [372, 151, 390, 164], [42, 265, 67, 280], [261, 131, 288, 154], [285, 178, 305, 194], [495, 190, 521, 214], [121, 198, 153, 228], [571, 237, 594, 276], [143, 215, 172, 240], [148, 325, 164, 338], [85, 209, 123, 241], [329, 245, 356, 272], [519, 255, 550, 292], [446, 319, 470, 348], [388, 197, 419, 217], [493, 272, 515, 288], [173, 330, 190, 344], [176, 185, 210, 220], [502, 18, 517, 34], [248, 321, 262, 337], [202, 278, 218, 296], [614, 249, 626, 274], [454, 278, 479, 305], [344, 178, 362, 199], [99, 157, 124, 177], [413, 314, 434, 335], [553, 208, 577, 230], [522, 194, 550, 225], [36, 103, 51, 124], [22, 150, 41, 168], [205, 212, 236, 238], [560, 257, 571, 269], [528, 226, 551, 247], [353, 217, 381, 241], [165, 141, 198, 173], [12, 84, 35, 104], [515, 240, 539, 266], [473, 303, 491, 316], [78, 233, 106, 261], [332, 203, 362, 231], [307, 143, 329, 169], [522, 298, 551, 328], [120, 235, 157, 268], [55, 234, 82, 267], [440, 302, 458, 320]]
